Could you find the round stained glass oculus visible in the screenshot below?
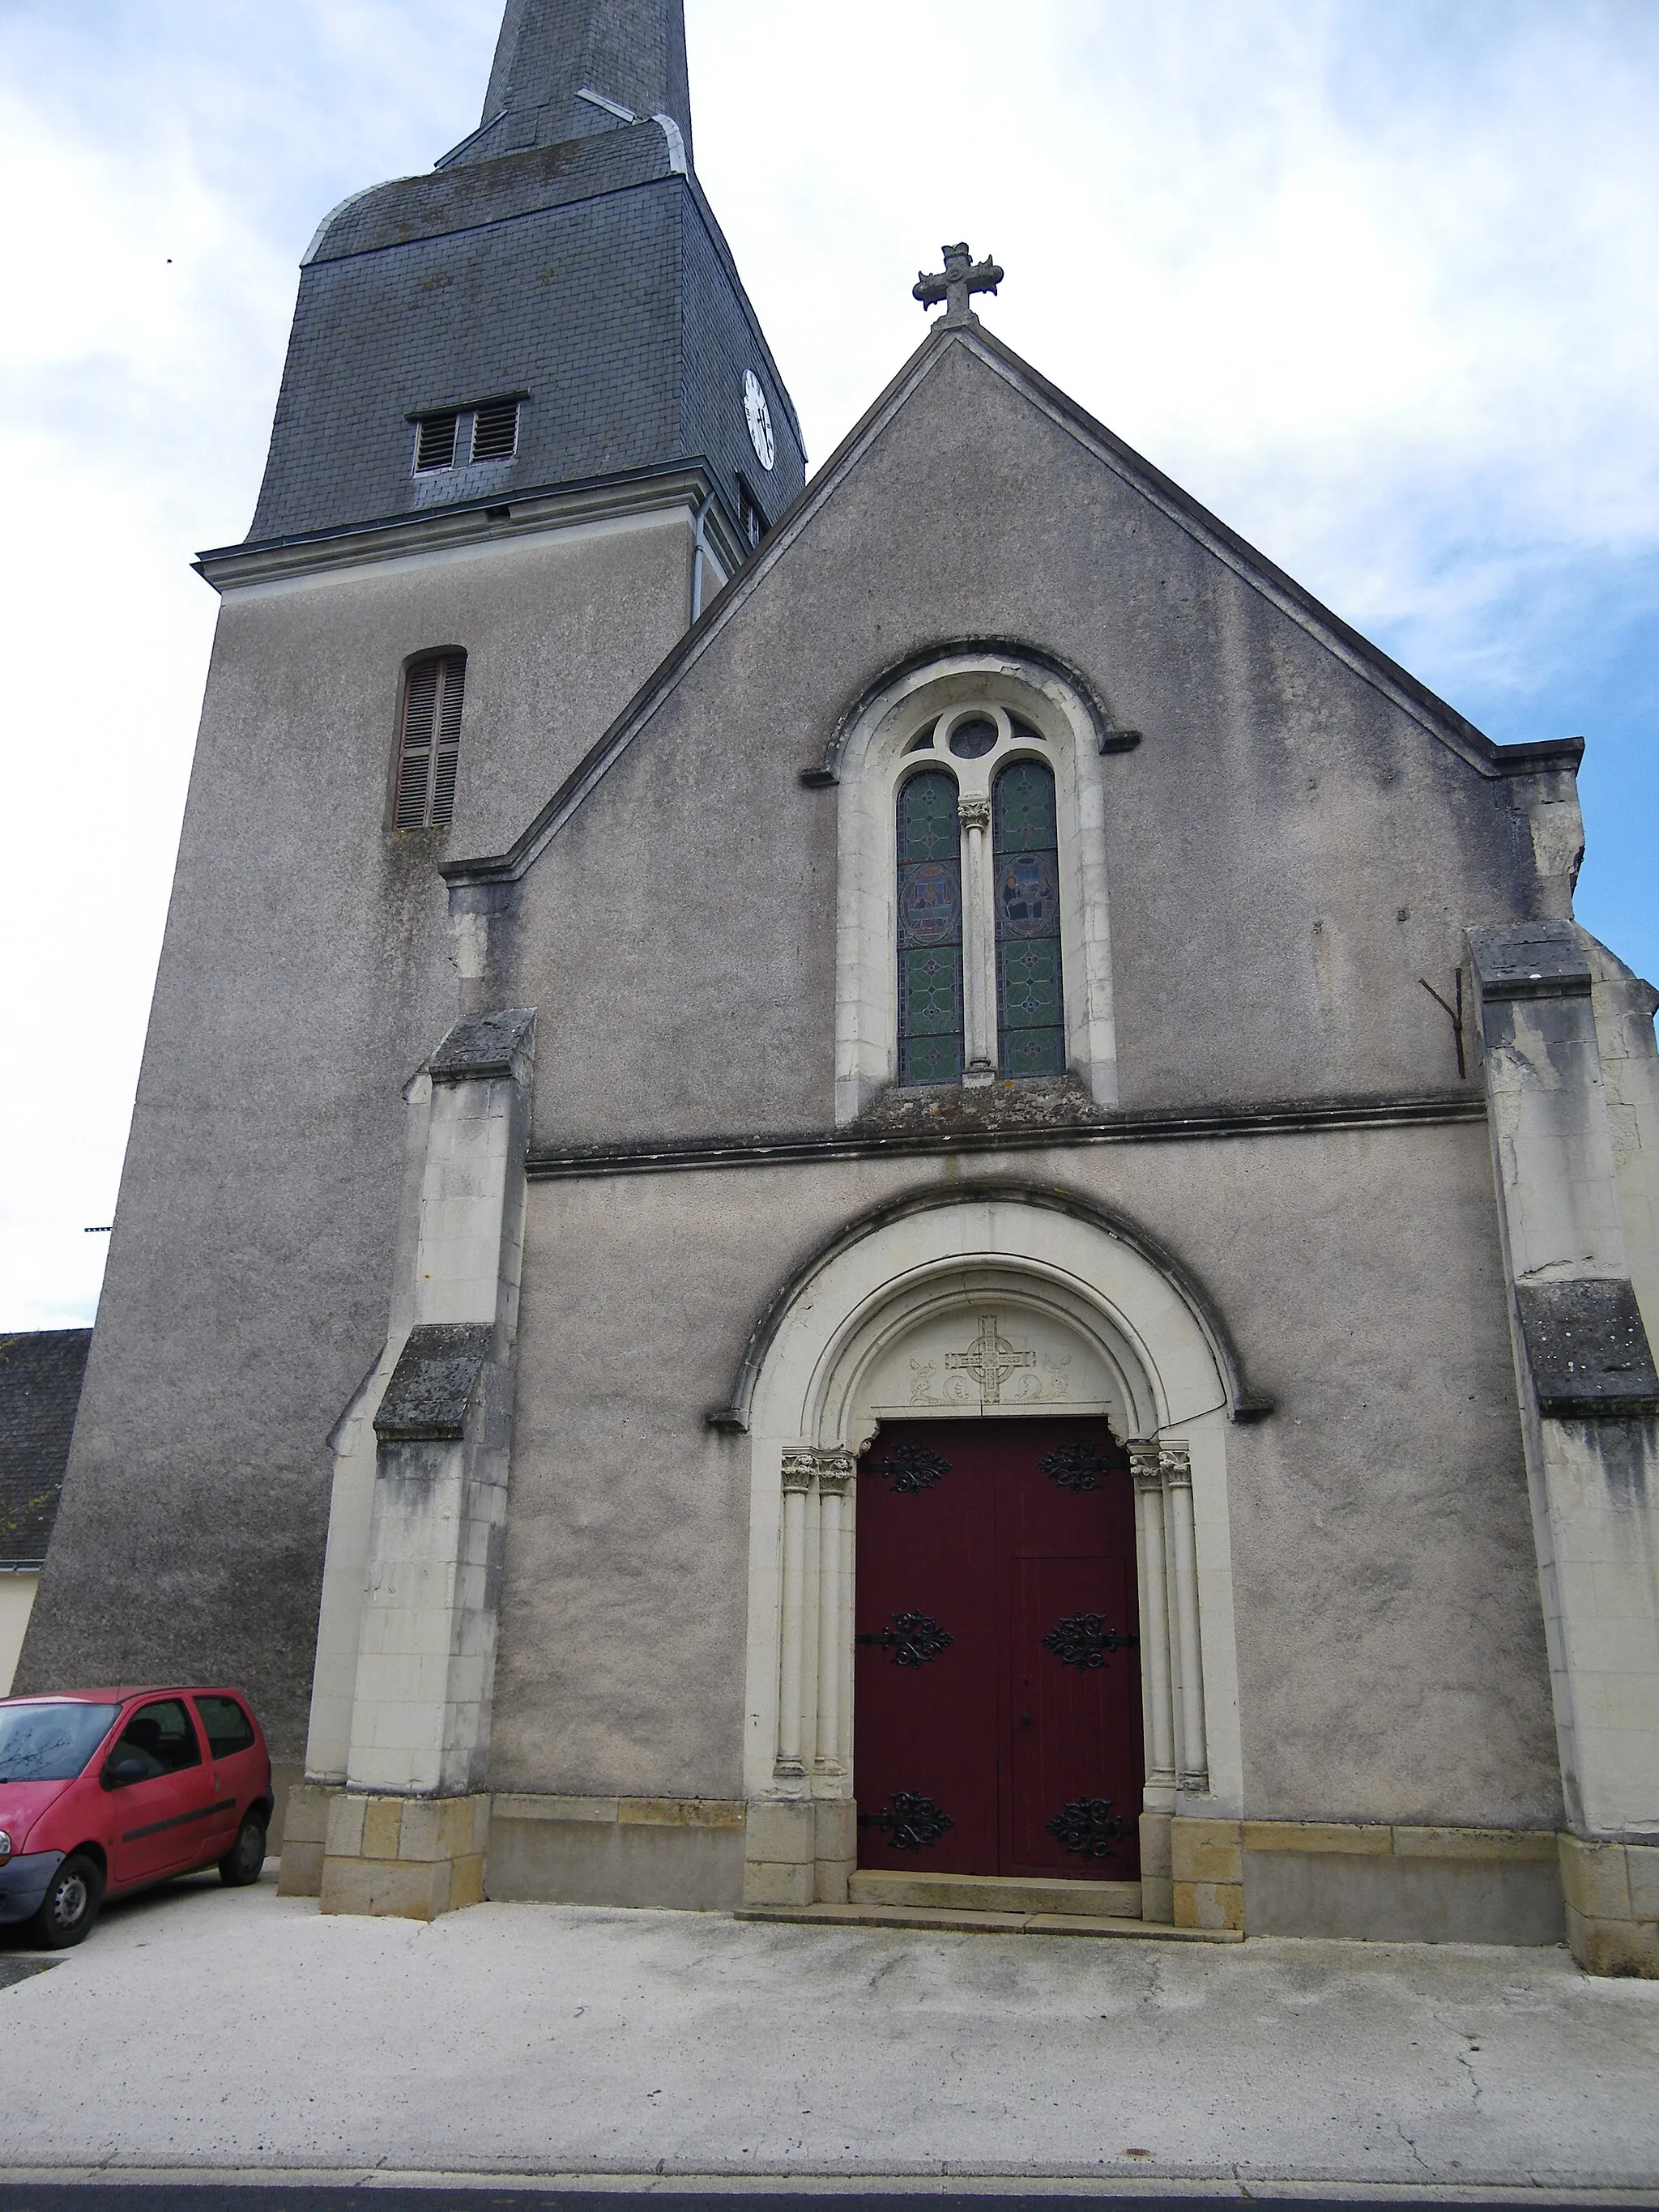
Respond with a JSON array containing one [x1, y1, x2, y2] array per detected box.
[[948, 714, 998, 758]]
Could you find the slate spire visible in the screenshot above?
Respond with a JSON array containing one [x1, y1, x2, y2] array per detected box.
[[452, 0, 693, 167], [247, 0, 803, 546]]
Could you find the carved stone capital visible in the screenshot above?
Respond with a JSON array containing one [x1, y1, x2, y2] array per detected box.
[[1159, 1443, 1193, 1489], [1128, 1439, 1162, 1490], [780, 1448, 817, 1494], [957, 795, 992, 833], [816, 1451, 856, 1496]]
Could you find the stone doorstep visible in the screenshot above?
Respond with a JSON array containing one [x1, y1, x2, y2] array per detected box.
[[737, 1901, 1242, 1942], [848, 1869, 1141, 1918]]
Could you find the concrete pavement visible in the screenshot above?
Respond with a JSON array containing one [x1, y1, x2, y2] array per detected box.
[[0, 1869, 1656, 2192]]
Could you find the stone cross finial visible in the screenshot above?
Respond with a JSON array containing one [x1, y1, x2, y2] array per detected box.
[[913, 241, 1004, 327]]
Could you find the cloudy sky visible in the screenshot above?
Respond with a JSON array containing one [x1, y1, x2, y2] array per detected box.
[[2, 0, 1655, 1330]]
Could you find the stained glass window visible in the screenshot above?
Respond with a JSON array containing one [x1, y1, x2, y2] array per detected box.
[[896, 769, 964, 1085], [948, 714, 998, 759], [993, 757, 1065, 1076]]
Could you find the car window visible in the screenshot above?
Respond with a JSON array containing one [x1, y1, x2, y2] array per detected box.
[[0, 1701, 122, 1781], [194, 1695, 256, 1759], [109, 1698, 202, 1779]]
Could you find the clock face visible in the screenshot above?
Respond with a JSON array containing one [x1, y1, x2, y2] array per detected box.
[[744, 369, 775, 471]]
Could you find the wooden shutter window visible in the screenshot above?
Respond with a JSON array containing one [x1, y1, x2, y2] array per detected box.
[[394, 653, 466, 829], [414, 412, 458, 471], [471, 399, 519, 462]]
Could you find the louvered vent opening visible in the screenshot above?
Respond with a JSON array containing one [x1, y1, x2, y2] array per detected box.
[[394, 653, 466, 830], [471, 400, 519, 462], [414, 412, 458, 472]]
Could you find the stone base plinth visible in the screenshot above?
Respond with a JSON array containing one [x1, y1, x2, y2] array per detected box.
[[1139, 1810, 1175, 1925], [1561, 1835, 1659, 1976], [1243, 1821, 1562, 1945], [743, 1798, 857, 1907], [488, 1793, 745, 1906], [1171, 1816, 1246, 1931], [1171, 1817, 1567, 1945], [318, 1790, 491, 1920], [275, 1779, 335, 1896]]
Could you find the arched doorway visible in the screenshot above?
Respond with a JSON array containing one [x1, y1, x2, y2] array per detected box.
[[736, 1187, 1249, 1916]]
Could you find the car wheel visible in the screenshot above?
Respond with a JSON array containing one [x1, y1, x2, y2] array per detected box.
[[219, 1813, 268, 1888], [32, 1853, 105, 1950]]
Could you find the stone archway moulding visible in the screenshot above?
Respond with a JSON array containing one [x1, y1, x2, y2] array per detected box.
[[808, 636, 1121, 786], [708, 1180, 1272, 1435], [737, 1189, 1249, 1839]]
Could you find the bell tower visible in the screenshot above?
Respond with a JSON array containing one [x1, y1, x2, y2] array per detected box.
[[16, 1, 804, 1778], [248, 0, 800, 556]]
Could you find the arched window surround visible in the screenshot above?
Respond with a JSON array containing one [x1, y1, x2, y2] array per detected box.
[[834, 650, 1118, 1121]]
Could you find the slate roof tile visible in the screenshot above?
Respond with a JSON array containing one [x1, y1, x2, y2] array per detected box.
[[0, 1330, 92, 1569]]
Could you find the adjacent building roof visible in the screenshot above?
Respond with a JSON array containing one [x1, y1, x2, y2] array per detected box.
[[0, 1330, 92, 1570]]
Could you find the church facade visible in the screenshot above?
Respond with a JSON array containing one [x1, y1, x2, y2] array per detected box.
[[23, 0, 1659, 1972]]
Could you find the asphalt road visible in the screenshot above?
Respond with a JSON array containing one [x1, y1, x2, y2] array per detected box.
[[0, 2190, 1653, 2211], [0, 1954, 55, 1991], [0, 2193, 1308, 2209]]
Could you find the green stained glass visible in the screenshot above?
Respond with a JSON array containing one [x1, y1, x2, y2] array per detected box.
[[993, 758, 1065, 1076], [1000, 937, 1061, 1021], [1000, 1024, 1066, 1077], [902, 1029, 962, 1084], [898, 768, 959, 863], [897, 769, 963, 1084], [902, 945, 962, 1033]]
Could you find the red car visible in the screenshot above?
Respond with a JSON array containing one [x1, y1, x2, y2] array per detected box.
[[0, 1687, 273, 1948]]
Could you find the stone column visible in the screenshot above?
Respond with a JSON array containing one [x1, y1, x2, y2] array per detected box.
[[1471, 923, 1659, 1975], [812, 1451, 858, 1902], [958, 794, 996, 1085], [1163, 1443, 1210, 1795], [774, 1449, 817, 1789], [814, 1454, 855, 1788], [748, 1444, 859, 1907], [1131, 1438, 1178, 1924], [1130, 1441, 1177, 1800]]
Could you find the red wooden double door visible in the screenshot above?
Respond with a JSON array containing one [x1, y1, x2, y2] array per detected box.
[[854, 1417, 1143, 1880]]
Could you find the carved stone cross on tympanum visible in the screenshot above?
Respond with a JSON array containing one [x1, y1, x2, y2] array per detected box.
[[945, 1312, 1035, 1406]]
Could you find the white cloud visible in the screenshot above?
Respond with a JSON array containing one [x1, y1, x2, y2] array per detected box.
[[1, 0, 1654, 1327], [697, 1, 1659, 581]]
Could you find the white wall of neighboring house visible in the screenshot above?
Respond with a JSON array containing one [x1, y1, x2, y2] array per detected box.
[[0, 1571, 40, 1694]]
